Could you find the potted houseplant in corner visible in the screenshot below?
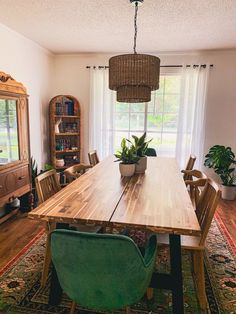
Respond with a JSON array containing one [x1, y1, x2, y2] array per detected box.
[[128, 132, 152, 174], [114, 138, 140, 176], [204, 145, 236, 200]]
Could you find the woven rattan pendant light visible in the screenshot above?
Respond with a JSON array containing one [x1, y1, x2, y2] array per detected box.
[[109, 0, 160, 103]]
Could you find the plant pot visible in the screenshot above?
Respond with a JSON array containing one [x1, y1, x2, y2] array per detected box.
[[119, 163, 135, 177], [221, 185, 236, 200], [135, 156, 147, 174]]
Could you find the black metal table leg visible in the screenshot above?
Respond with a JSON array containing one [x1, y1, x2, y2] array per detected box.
[[48, 223, 69, 305], [169, 234, 184, 314]]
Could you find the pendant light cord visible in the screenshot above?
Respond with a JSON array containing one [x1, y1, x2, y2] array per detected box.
[[133, 1, 138, 54]]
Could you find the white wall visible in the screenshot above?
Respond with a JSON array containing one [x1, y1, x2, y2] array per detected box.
[[52, 51, 236, 172], [0, 23, 54, 169]]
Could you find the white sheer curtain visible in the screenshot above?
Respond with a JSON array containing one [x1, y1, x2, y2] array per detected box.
[[175, 65, 210, 168], [89, 68, 115, 159]]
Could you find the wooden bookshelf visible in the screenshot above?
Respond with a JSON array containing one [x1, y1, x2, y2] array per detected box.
[[49, 95, 82, 171]]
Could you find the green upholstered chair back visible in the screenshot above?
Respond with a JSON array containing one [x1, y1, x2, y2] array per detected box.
[[145, 148, 157, 156], [51, 230, 157, 311]]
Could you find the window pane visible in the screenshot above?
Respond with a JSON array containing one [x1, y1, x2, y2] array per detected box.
[[147, 114, 162, 131], [162, 114, 178, 132], [146, 133, 161, 151], [158, 77, 165, 94], [116, 102, 129, 112], [0, 99, 19, 164], [148, 93, 164, 113], [163, 94, 180, 113], [130, 113, 145, 131], [115, 113, 129, 130], [114, 131, 129, 152], [130, 103, 145, 112], [164, 76, 181, 94]]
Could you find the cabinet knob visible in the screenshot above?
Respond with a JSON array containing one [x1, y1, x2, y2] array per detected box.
[[0, 185, 3, 188]]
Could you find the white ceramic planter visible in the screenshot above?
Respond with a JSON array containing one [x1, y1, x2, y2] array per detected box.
[[135, 156, 147, 174], [119, 163, 135, 177], [221, 185, 236, 200]]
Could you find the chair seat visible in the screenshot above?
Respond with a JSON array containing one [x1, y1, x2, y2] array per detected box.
[[157, 234, 204, 251]]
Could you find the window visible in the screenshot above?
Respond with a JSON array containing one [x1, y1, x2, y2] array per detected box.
[[0, 99, 19, 164], [113, 73, 181, 156]]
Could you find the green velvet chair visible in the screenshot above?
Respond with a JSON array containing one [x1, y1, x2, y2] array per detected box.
[[145, 147, 157, 156], [51, 230, 157, 314]]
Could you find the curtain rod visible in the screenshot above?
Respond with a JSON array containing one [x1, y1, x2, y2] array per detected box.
[[86, 64, 214, 69]]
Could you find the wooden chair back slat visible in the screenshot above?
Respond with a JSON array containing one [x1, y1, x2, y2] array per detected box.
[[196, 179, 221, 246], [35, 169, 61, 204], [64, 164, 92, 183], [184, 169, 207, 208], [182, 155, 196, 180], [88, 150, 99, 167]]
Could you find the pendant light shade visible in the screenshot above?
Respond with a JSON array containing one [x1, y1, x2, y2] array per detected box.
[[109, 0, 160, 103], [109, 53, 160, 103]]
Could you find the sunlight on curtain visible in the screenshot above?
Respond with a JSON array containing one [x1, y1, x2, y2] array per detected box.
[[89, 68, 115, 159], [89, 65, 210, 167], [176, 65, 210, 168]]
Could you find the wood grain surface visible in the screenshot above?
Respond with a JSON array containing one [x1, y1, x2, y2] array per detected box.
[[29, 156, 200, 235]]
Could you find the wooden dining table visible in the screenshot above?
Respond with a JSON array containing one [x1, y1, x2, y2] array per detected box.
[[29, 156, 201, 314]]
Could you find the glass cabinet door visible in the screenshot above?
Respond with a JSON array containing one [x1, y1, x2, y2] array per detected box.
[[0, 98, 19, 164]]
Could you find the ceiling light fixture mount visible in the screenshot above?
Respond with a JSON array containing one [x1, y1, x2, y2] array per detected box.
[[109, 0, 160, 103]]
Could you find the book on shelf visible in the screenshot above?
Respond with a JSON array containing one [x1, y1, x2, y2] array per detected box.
[[55, 98, 75, 116]]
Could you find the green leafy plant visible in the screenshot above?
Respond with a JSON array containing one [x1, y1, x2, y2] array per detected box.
[[31, 157, 38, 188], [114, 138, 140, 164], [127, 132, 152, 157], [44, 163, 54, 171], [204, 145, 236, 186]]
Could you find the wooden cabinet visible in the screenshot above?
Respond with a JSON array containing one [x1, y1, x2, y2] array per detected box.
[[0, 71, 31, 221], [49, 95, 82, 170]]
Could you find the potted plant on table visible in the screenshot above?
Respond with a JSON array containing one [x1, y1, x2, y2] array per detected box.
[[204, 145, 236, 200], [114, 138, 140, 176], [128, 132, 152, 174]]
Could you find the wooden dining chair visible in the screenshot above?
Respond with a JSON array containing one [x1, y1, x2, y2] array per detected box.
[[35, 169, 61, 204], [88, 150, 99, 167], [145, 147, 157, 156], [64, 163, 92, 183], [182, 169, 208, 209], [51, 230, 157, 314], [181, 154, 196, 180], [158, 179, 221, 312]]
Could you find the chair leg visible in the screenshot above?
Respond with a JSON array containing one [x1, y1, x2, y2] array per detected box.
[[147, 287, 154, 300], [125, 307, 131, 314], [70, 301, 76, 314], [41, 222, 55, 287], [194, 251, 209, 311]]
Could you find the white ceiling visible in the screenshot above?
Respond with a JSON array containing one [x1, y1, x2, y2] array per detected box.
[[0, 0, 236, 54]]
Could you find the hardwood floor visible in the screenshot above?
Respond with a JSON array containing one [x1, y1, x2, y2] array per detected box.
[[0, 199, 235, 270], [217, 199, 236, 243], [0, 212, 43, 269]]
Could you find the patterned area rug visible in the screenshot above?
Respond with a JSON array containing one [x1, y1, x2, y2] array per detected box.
[[0, 213, 235, 314]]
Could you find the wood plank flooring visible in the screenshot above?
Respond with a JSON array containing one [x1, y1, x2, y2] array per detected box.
[[0, 199, 235, 270]]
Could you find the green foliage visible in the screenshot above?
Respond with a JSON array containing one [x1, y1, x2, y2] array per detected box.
[[204, 145, 236, 186], [114, 138, 140, 164], [44, 163, 54, 171], [127, 132, 152, 157], [31, 157, 38, 188]]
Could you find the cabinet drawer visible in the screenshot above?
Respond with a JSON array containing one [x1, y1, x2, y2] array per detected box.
[[0, 165, 30, 198]]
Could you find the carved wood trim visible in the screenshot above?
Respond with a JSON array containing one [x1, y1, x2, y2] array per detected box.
[[0, 71, 27, 95]]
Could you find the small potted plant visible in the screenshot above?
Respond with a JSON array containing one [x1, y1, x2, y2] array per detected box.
[[128, 132, 152, 174], [114, 138, 140, 176], [204, 145, 236, 200]]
